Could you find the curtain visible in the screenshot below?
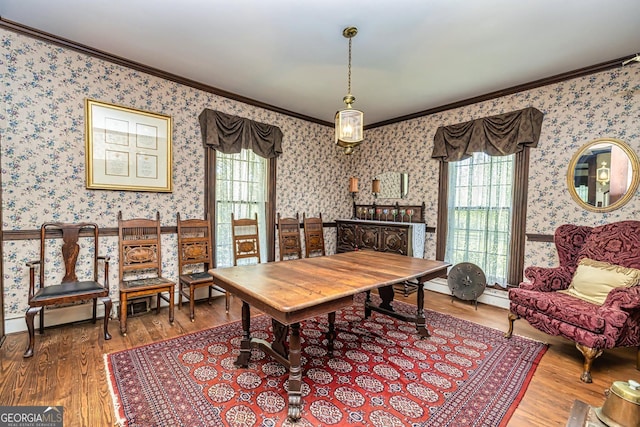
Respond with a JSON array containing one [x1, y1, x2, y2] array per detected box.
[[431, 107, 543, 161], [214, 150, 268, 267], [199, 109, 283, 159], [446, 153, 514, 286]]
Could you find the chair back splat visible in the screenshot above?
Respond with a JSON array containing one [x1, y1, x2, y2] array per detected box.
[[231, 213, 261, 266], [277, 212, 302, 261], [303, 213, 326, 258]]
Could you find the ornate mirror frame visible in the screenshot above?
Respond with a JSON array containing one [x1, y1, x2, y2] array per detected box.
[[567, 138, 640, 212]]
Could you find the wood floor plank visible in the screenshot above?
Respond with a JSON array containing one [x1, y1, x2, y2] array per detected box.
[[0, 290, 635, 426]]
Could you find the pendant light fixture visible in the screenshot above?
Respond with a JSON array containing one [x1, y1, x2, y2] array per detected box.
[[335, 26, 364, 155]]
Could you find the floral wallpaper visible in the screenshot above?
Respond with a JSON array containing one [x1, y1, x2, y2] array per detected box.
[[0, 28, 351, 321], [1, 26, 640, 326], [352, 65, 640, 272]]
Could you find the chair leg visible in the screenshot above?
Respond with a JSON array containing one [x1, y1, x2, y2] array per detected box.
[[119, 293, 128, 336], [101, 297, 112, 341], [504, 312, 518, 338], [24, 307, 41, 358], [225, 292, 230, 314], [178, 282, 184, 310], [39, 305, 45, 335], [92, 298, 98, 323], [189, 285, 196, 322], [576, 343, 604, 383], [168, 288, 175, 325]]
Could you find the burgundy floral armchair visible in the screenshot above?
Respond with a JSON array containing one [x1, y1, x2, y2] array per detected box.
[[506, 220, 640, 382]]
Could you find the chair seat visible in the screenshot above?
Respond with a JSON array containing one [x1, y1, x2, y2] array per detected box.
[[121, 277, 174, 291], [510, 288, 605, 334], [179, 272, 213, 285], [31, 281, 107, 303]]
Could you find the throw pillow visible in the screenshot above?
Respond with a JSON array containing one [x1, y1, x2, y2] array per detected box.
[[559, 258, 640, 305]]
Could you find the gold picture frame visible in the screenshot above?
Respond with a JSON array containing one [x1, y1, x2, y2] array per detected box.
[[85, 99, 172, 192]]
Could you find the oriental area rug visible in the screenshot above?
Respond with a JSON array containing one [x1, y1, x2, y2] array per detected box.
[[105, 298, 546, 427]]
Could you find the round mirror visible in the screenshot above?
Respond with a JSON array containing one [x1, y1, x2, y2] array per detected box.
[[567, 138, 639, 212]]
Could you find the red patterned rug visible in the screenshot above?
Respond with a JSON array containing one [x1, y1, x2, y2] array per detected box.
[[105, 297, 546, 426]]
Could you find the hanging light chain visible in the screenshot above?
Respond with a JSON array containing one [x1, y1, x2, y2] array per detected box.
[[347, 35, 352, 96]]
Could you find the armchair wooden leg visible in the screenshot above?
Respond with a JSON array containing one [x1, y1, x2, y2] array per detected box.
[[101, 297, 112, 341], [178, 282, 184, 310], [576, 343, 603, 383], [504, 312, 518, 338], [225, 292, 230, 314], [24, 307, 41, 358]]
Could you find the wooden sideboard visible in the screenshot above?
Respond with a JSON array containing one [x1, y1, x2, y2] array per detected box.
[[336, 219, 426, 259], [338, 203, 426, 258], [336, 219, 413, 256]]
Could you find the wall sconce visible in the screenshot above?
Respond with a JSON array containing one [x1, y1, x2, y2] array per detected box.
[[372, 178, 380, 199], [349, 177, 358, 219], [597, 161, 610, 184], [349, 176, 359, 199]]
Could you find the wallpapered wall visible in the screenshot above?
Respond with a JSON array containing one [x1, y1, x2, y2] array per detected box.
[[350, 65, 640, 270], [2, 27, 640, 324], [0, 28, 354, 320]]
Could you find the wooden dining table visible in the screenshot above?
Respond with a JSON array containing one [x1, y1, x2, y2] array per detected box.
[[209, 250, 450, 420]]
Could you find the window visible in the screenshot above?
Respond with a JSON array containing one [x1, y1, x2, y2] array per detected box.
[[445, 152, 514, 286], [214, 149, 268, 267]]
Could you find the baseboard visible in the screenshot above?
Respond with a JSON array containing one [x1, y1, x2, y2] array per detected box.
[[4, 283, 507, 335], [5, 287, 225, 335], [5, 302, 111, 335], [424, 278, 510, 309]]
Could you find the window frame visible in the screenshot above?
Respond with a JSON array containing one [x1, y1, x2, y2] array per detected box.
[[204, 148, 277, 266], [436, 148, 530, 286]]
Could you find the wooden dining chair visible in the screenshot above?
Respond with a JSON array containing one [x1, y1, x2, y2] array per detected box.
[[117, 211, 175, 336], [277, 213, 302, 261], [23, 222, 112, 358], [303, 213, 326, 258], [177, 213, 229, 320], [231, 213, 261, 266]]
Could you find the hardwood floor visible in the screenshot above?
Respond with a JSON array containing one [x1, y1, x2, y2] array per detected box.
[[0, 290, 636, 426]]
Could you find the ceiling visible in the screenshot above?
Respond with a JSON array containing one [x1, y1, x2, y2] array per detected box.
[[1, 0, 639, 127]]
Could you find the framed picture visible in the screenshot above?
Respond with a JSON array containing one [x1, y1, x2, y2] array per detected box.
[[85, 99, 173, 192]]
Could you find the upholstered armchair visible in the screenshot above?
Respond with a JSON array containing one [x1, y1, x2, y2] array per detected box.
[[506, 220, 640, 382]]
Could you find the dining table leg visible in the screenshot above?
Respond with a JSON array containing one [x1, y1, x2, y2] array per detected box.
[[235, 301, 252, 367], [415, 281, 429, 338], [326, 311, 336, 356], [287, 322, 302, 421]]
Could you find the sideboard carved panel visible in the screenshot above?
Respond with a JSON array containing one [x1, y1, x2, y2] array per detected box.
[[380, 226, 409, 255], [336, 220, 424, 258]]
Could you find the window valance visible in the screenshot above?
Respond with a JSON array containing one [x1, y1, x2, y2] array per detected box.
[[199, 109, 283, 159], [431, 107, 543, 162]]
